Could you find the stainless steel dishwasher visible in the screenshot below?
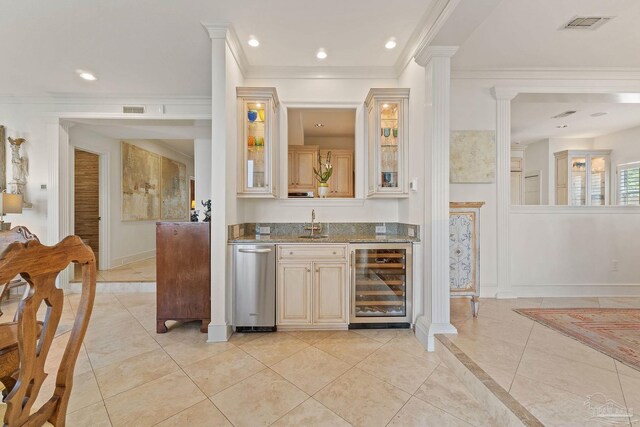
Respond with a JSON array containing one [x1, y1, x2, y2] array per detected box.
[[233, 244, 276, 332]]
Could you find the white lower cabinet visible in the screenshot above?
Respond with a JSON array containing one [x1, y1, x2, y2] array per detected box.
[[277, 245, 348, 327]]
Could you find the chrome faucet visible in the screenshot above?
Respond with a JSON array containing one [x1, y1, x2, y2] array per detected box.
[[310, 209, 316, 237]]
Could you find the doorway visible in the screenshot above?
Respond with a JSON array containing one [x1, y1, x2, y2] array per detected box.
[[74, 149, 101, 276]]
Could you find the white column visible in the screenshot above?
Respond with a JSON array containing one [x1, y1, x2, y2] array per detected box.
[[492, 88, 517, 299], [204, 24, 231, 341], [414, 46, 458, 351]]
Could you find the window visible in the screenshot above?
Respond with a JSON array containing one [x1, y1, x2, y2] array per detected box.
[[617, 162, 640, 205]]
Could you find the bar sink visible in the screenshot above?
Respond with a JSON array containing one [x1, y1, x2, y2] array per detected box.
[[298, 235, 329, 239]]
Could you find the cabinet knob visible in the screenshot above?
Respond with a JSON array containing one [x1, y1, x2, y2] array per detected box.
[[289, 252, 293, 255], [332, 251, 337, 255], [315, 268, 319, 273], [306, 268, 310, 272]]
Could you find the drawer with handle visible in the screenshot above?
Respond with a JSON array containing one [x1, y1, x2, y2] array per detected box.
[[278, 245, 348, 261]]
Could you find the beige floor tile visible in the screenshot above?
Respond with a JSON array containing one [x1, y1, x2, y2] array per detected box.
[[271, 398, 351, 427], [313, 332, 382, 365], [211, 369, 308, 427], [619, 374, 640, 415], [68, 370, 105, 413], [510, 374, 614, 427], [104, 370, 205, 427], [315, 368, 410, 427], [113, 292, 156, 308], [271, 347, 350, 395], [382, 330, 431, 358], [285, 330, 338, 344], [94, 348, 180, 398], [526, 323, 617, 372], [448, 334, 524, 376], [155, 399, 232, 427], [152, 321, 210, 346], [414, 364, 496, 426], [598, 297, 640, 308], [541, 297, 600, 308], [183, 347, 267, 396], [239, 332, 309, 366], [517, 347, 625, 401], [126, 304, 157, 332], [85, 332, 161, 370], [66, 402, 112, 427], [163, 340, 236, 367], [351, 328, 399, 343], [455, 315, 534, 347], [228, 331, 269, 345], [388, 397, 473, 427], [616, 361, 640, 379], [356, 344, 439, 394]]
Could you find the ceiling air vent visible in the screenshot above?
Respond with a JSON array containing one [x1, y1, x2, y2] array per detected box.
[[562, 16, 612, 30], [122, 105, 145, 114], [551, 110, 577, 119]]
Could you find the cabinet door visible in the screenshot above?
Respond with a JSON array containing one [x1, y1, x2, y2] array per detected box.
[[313, 262, 347, 324], [277, 262, 312, 325], [295, 150, 317, 189], [331, 152, 353, 197], [510, 171, 522, 205]]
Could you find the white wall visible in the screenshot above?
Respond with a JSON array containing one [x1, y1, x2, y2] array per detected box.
[[0, 96, 210, 246], [194, 138, 212, 210], [450, 76, 640, 297], [69, 126, 194, 268], [523, 140, 549, 204]]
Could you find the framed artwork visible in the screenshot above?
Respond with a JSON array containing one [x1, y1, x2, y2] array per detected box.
[[121, 142, 161, 221], [160, 157, 188, 221], [450, 131, 496, 183]]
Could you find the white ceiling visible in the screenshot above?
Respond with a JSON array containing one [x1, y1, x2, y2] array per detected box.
[[67, 118, 212, 157], [289, 109, 356, 138], [448, 0, 640, 69], [0, 0, 433, 97], [512, 93, 640, 144]]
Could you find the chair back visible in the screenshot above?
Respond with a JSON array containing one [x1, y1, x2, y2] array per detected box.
[[0, 236, 96, 426], [0, 226, 39, 252]]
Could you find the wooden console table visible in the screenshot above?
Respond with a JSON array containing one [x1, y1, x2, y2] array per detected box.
[[156, 222, 211, 333]]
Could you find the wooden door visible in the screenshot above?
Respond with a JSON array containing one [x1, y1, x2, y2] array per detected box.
[[295, 150, 317, 190], [277, 262, 312, 325], [331, 151, 353, 197], [313, 262, 347, 324], [74, 150, 100, 260]]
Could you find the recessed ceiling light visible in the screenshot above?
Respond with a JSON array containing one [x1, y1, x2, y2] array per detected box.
[[385, 39, 397, 49], [314, 123, 324, 128], [557, 124, 568, 128], [382, 103, 389, 108], [590, 112, 608, 117], [248, 37, 260, 47], [316, 49, 327, 60], [76, 70, 97, 81], [256, 103, 261, 108]]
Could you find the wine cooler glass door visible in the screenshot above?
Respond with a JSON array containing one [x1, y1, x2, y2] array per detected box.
[[352, 247, 409, 321]]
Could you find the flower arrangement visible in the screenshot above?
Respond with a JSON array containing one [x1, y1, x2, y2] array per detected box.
[[313, 151, 333, 184]]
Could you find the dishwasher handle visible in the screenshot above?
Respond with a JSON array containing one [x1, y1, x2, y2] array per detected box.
[[238, 248, 273, 254]]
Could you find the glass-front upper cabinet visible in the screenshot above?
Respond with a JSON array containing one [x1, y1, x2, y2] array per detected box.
[[237, 87, 279, 197], [365, 88, 410, 197], [554, 150, 611, 206]]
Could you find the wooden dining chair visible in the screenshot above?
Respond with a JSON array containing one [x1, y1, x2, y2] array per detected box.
[[0, 235, 96, 427]]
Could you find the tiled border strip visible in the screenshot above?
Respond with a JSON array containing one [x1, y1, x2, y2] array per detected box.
[[435, 334, 544, 427]]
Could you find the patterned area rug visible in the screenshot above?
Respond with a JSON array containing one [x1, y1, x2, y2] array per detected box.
[[514, 308, 640, 372]]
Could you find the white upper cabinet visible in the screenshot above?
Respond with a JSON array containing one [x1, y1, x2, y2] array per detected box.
[[237, 87, 279, 198], [365, 88, 410, 198]]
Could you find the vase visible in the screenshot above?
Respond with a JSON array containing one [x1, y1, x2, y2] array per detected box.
[[318, 183, 329, 198]]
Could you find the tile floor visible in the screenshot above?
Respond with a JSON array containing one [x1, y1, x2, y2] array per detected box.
[[450, 296, 640, 427], [72, 257, 156, 283], [0, 292, 496, 427], [2, 293, 638, 426]]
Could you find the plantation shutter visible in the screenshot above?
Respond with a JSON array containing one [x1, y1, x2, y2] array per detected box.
[[618, 163, 640, 205]]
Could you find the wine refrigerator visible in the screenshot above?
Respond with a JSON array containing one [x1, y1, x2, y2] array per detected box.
[[349, 244, 412, 327]]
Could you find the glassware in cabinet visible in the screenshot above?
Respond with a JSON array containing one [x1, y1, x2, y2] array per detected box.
[[237, 87, 279, 197], [365, 88, 409, 197]]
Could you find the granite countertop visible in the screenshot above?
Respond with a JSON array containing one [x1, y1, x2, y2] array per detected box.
[[228, 234, 419, 243]]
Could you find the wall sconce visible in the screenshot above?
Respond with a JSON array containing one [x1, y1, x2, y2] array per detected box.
[[0, 192, 23, 230]]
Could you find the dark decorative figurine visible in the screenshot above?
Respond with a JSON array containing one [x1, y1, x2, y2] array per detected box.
[[201, 199, 211, 222]]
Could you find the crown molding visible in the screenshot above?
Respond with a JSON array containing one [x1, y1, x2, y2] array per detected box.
[[396, 0, 461, 73], [202, 22, 230, 40], [243, 65, 398, 80], [452, 67, 640, 81], [491, 87, 519, 101], [414, 46, 459, 67]]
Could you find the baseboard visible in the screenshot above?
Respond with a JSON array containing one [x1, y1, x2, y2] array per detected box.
[[208, 324, 232, 342], [68, 282, 156, 293], [110, 249, 156, 269], [415, 316, 457, 352], [479, 285, 498, 298]]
